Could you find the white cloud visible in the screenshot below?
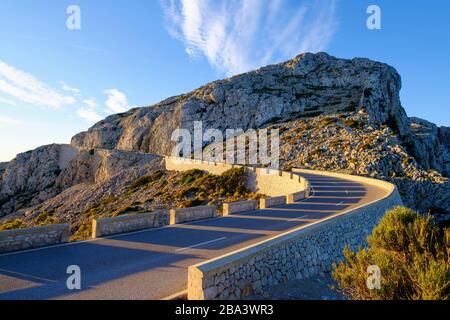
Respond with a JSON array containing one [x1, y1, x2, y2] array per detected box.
[[0, 115, 22, 125], [0, 61, 132, 126], [60, 81, 81, 95], [0, 96, 16, 106], [0, 61, 76, 109], [161, 0, 337, 75], [76, 107, 103, 123], [83, 98, 98, 109], [77, 98, 103, 123], [104, 88, 130, 114]]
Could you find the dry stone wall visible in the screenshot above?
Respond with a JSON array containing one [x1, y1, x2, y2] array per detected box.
[[92, 211, 167, 238], [0, 224, 70, 254], [170, 206, 217, 225]]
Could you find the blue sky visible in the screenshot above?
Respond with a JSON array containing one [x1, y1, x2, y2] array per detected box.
[[0, 0, 449, 162]]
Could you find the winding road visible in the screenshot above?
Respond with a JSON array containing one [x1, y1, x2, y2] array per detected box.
[[0, 172, 388, 300]]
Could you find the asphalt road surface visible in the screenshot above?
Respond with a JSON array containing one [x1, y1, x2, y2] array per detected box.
[[0, 172, 388, 300]]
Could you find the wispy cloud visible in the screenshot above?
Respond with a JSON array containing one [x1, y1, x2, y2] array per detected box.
[[76, 97, 104, 123], [60, 81, 81, 95], [104, 89, 130, 114], [83, 98, 98, 109], [0, 115, 22, 125], [77, 89, 131, 122], [0, 61, 131, 124], [0, 96, 16, 106], [161, 0, 337, 75], [76, 107, 103, 123], [0, 61, 76, 109]]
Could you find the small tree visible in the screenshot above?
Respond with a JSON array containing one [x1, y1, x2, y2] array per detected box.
[[332, 206, 450, 300]]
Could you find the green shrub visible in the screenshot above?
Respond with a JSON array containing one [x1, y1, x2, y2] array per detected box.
[[0, 218, 27, 231], [35, 211, 59, 227], [70, 221, 92, 242], [332, 206, 450, 300], [178, 198, 205, 208], [128, 171, 165, 193], [174, 167, 255, 208], [180, 169, 205, 186]]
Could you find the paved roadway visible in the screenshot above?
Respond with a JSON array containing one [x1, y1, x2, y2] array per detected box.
[[0, 172, 387, 300]]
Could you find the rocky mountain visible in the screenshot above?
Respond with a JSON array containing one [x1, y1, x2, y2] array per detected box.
[[1, 52, 449, 224]]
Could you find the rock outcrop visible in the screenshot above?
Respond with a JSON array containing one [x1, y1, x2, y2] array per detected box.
[[272, 113, 450, 215], [0, 144, 78, 215], [71, 54, 406, 150], [410, 117, 450, 177]]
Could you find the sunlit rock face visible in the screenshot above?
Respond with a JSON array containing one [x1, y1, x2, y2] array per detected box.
[[0, 145, 162, 216], [70, 53, 417, 159]]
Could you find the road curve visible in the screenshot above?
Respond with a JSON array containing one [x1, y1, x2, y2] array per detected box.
[[0, 172, 388, 300]]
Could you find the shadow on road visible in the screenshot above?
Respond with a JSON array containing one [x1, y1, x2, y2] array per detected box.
[[0, 173, 369, 300]]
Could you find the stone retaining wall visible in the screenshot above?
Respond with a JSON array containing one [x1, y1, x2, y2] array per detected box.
[[250, 169, 307, 198], [165, 157, 236, 176], [0, 224, 70, 254], [223, 200, 258, 216], [92, 211, 167, 238], [287, 191, 306, 204], [187, 173, 403, 300], [259, 196, 287, 209], [170, 206, 217, 225]]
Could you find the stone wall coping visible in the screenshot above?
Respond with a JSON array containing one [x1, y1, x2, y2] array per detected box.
[[93, 211, 161, 224], [0, 223, 70, 238], [261, 195, 286, 202], [288, 190, 306, 197], [171, 205, 217, 214], [292, 168, 395, 193], [224, 200, 258, 206], [223, 200, 258, 216]]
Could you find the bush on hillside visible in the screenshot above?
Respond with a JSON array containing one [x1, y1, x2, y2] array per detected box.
[[0, 218, 27, 231], [332, 206, 450, 300]]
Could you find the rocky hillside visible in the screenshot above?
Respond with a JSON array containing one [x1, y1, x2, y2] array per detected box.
[[276, 113, 449, 217], [0, 52, 449, 224], [0, 146, 163, 215]]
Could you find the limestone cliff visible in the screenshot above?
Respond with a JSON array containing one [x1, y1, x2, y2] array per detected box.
[[71, 54, 407, 151]]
